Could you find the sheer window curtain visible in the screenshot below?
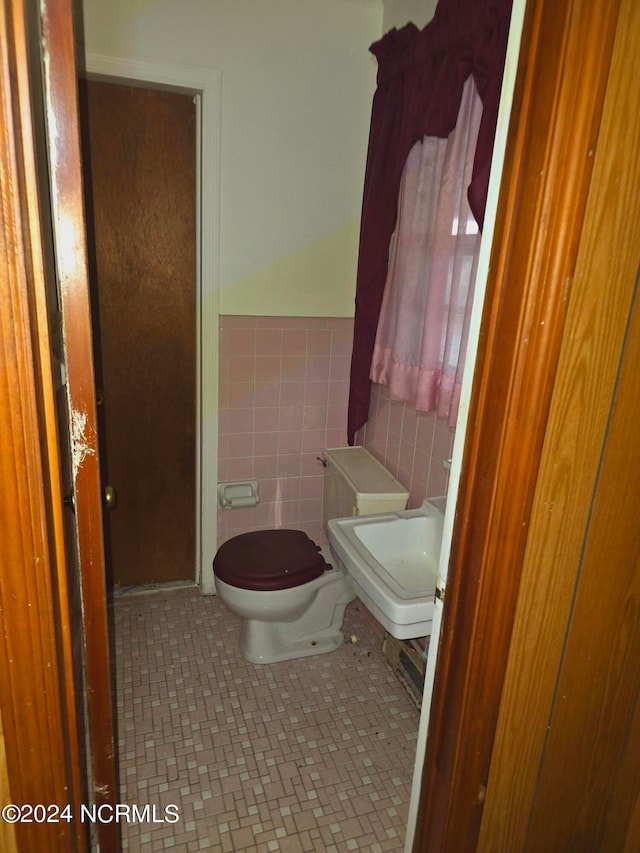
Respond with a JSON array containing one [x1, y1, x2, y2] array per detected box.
[[370, 76, 483, 427], [346, 0, 513, 445]]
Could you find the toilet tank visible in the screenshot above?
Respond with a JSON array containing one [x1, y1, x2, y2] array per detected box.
[[322, 446, 409, 532]]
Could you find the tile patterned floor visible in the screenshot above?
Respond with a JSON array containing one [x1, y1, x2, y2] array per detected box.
[[113, 587, 420, 851]]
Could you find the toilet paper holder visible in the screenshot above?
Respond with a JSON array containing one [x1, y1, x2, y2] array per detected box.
[[217, 480, 259, 509]]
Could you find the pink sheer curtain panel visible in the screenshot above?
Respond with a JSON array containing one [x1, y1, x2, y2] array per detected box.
[[370, 76, 483, 428]]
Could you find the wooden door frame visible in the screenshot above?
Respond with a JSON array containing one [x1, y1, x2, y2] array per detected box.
[[413, 0, 625, 849], [1, 1, 91, 850], [37, 0, 121, 849], [79, 53, 222, 595], [479, 0, 640, 843]]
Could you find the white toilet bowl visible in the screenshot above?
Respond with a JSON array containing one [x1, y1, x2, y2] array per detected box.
[[213, 528, 355, 664], [215, 570, 355, 664]]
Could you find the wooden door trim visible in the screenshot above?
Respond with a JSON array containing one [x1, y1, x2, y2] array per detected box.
[[0, 2, 84, 850], [413, 0, 623, 849], [81, 53, 222, 595], [39, 2, 119, 849]]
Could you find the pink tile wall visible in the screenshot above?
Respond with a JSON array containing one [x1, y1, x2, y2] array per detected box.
[[217, 316, 455, 549], [218, 316, 353, 546], [357, 382, 454, 509]]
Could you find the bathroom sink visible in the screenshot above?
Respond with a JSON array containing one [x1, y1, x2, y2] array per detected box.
[[328, 499, 445, 640]]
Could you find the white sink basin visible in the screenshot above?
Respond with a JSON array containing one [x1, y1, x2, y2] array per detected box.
[[328, 499, 445, 639]]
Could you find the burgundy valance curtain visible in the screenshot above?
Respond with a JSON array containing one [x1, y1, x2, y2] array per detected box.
[[347, 0, 513, 444]]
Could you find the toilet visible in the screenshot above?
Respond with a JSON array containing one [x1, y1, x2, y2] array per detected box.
[[213, 447, 409, 664]]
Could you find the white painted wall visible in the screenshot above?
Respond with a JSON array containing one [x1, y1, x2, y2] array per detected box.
[[81, 0, 382, 316], [382, 0, 438, 31]]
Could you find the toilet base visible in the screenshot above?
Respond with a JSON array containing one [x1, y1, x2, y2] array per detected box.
[[235, 571, 356, 664], [240, 620, 347, 665]]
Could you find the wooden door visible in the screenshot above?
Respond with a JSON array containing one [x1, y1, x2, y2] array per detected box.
[[79, 82, 196, 587], [523, 254, 640, 849]]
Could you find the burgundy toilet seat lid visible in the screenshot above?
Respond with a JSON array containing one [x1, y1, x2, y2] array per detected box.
[[213, 529, 328, 591]]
